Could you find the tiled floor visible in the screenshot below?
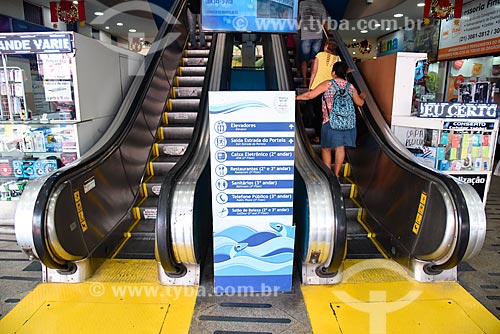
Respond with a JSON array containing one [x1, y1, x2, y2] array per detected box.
[[0, 232, 41, 319], [1, 177, 499, 321], [458, 174, 500, 319]]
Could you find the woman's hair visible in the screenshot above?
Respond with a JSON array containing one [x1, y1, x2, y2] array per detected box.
[[332, 61, 348, 79], [325, 38, 338, 54]]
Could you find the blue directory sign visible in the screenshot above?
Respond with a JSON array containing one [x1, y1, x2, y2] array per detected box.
[[202, 0, 298, 33], [209, 91, 296, 293]]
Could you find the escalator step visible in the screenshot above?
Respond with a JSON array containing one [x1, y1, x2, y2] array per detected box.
[[163, 111, 198, 127], [171, 86, 202, 98], [345, 207, 361, 220], [175, 76, 205, 87], [165, 112, 198, 125], [162, 126, 194, 140], [181, 57, 208, 66], [134, 197, 158, 220], [115, 239, 155, 259], [143, 176, 165, 197], [150, 156, 179, 175], [184, 49, 210, 57], [156, 141, 188, 157], [167, 98, 200, 112], [347, 219, 368, 236], [341, 184, 356, 199], [346, 239, 384, 259], [178, 66, 206, 76]]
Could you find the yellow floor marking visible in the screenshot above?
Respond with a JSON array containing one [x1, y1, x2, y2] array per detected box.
[[302, 259, 500, 334], [0, 260, 198, 334]]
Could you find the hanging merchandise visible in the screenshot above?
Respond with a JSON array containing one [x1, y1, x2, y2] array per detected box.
[[425, 71, 439, 93], [49, 1, 86, 26], [423, 0, 463, 23], [345, 40, 372, 55]]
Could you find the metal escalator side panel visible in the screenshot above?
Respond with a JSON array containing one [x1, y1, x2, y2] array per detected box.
[[294, 138, 336, 264], [157, 33, 231, 277], [267, 33, 346, 279], [15, 176, 54, 264], [459, 183, 486, 260]]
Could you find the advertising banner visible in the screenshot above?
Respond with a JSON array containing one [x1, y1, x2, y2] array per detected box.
[[202, 0, 298, 33], [438, 0, 500, 60], [451, 173, 488, 203], [209, 91, 296, 293]]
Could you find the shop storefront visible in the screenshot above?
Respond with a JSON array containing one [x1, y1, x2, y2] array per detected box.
[[0, 31, 143, 202], [414, 0, 500, 105], [360, 0, 500, 204]]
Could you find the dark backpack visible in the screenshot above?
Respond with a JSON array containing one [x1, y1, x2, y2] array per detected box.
[[325, 80, 356, 130]]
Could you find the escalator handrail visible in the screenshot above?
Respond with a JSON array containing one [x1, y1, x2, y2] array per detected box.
[[331, 30, 471, 271], [272, 34, 347, 275], [156, 33, 233, 274], [28, 0, 188, 269]]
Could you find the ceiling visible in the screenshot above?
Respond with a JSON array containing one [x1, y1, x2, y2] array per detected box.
[[338, 0, 426, 42], [24, 0, 426, 46], [26, 0, 159, 42]]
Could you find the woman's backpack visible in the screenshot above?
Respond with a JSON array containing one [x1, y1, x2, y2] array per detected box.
[[325, 80, 356, 130]]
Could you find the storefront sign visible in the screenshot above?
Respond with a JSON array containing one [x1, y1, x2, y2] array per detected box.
[[443, 121, 496, 130], [418, 102, 498, 118], [377, 30, 404, 57], [0, 32, 73, 54], [452, 174, 488, 203], [438, 0, 500, 60], [209, 91, 296, 293], [376, 21, 440, 59]]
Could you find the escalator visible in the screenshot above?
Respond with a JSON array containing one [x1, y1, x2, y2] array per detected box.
[[114, 46, 210, 260], [5, 1, 495, 331], [13, 0, 216, 281], [291, 30, 487, 281], [284, 31, 496, 334]]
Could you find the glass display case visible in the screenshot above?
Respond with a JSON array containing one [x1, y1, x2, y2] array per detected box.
[[392, 120, 497, 203], [0, 31, 144, 201]]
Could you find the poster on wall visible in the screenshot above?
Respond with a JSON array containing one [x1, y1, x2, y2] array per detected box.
[[43, 81, 72, 101], [202, 0, 298, 33], [209, 91, 296, 293], [438, 0, 500, 60], [377, 21, 440, 60], [37, 54, 72, 80]]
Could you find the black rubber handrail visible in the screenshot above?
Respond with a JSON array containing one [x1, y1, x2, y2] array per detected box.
[[30, 0, 189, 270]]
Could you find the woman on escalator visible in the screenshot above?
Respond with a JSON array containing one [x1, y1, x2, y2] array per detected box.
[[296, 61, 366, 177], [307, 37, 340, 144]]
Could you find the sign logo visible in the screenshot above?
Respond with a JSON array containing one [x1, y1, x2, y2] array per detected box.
[[0, 32, 74, 54]]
